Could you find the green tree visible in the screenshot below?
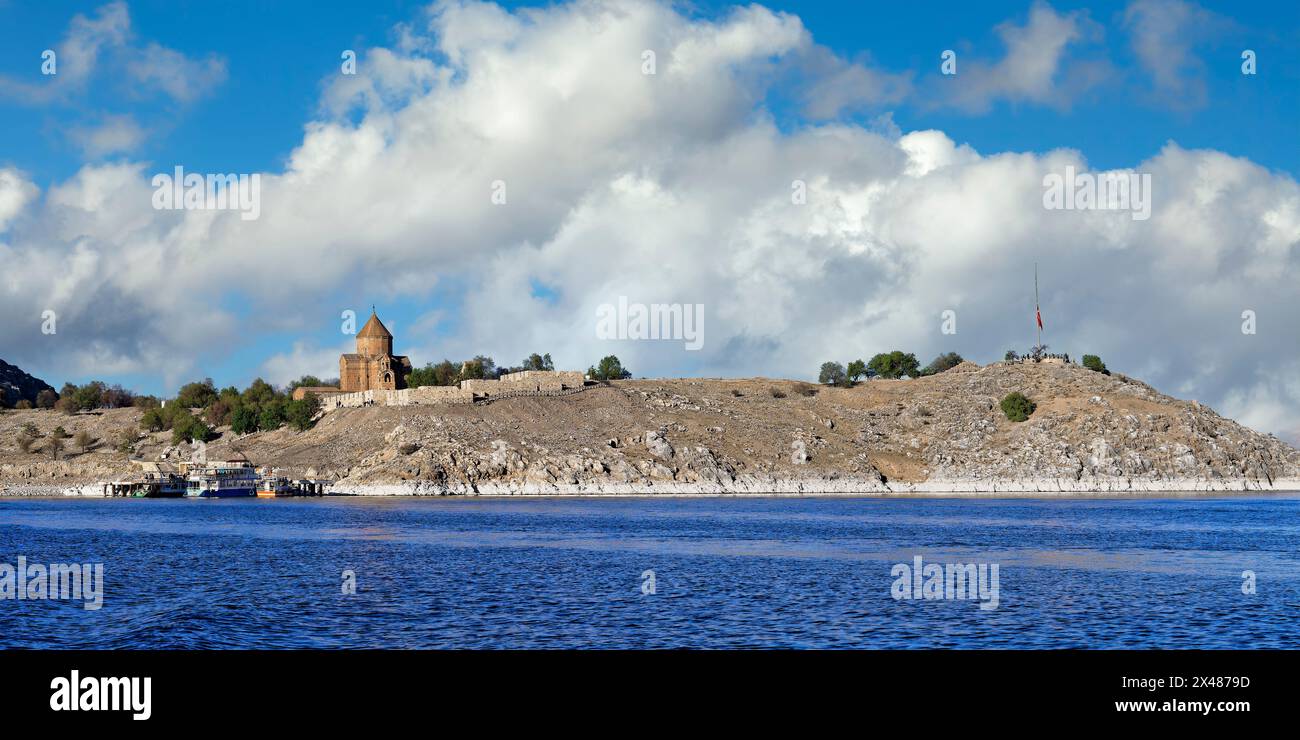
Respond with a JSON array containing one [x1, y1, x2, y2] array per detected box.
[[231, 406, 259, 435], [587, 355, 630, 381], [457, 355, 497, 381], [406, 363, 437, 388], [73, 381, 106, 410], [170, 413, 212, 444], [818, 361, 847, 386], [240, 378, 279, 409], [288, 375, 325, 390], [258, 402, 286, 432], [868, 351, 921, 379], [1000, 392, 1037, 422], [1004, 350, 1020, 362], [285, 396, 321, 431], [46, 435, 65, 460], [176, 379, 218, 409], [1082, 354, 1109, 375], [521, 353, 555, 371], [846, 359, 867, 381], [74, 430, 93, 453]]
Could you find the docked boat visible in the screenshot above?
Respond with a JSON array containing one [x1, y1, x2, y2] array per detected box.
[[185, 460, 258, 498], [256, 476, 295, 497], [149, 472, 187, 498]]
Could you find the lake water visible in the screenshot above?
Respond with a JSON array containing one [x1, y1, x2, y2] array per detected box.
[[2, 494, 1298, 648]]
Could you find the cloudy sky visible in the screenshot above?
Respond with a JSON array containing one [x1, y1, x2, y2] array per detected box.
[[1, 0, 1297, 441]]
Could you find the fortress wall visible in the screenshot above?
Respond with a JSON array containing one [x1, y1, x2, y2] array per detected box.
[[320, 371, 587, 412], [406, 386, 474, 404]]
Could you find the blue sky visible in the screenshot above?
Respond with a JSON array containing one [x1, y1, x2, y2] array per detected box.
[[1, 0, 1299, 439], [3, 0, 1296, 188]]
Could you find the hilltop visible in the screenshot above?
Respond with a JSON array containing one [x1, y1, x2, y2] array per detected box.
[[0, 359, 54, 409], [2, 361, 1298, 495]]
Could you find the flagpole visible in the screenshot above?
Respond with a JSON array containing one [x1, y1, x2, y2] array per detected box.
[[1035, 263, 1041, 350]]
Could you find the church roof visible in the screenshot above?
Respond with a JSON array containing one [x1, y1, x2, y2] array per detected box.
[[357, 310, 392, 339]]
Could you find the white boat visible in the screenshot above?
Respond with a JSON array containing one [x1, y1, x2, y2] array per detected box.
[[185, 460, 258, 498]]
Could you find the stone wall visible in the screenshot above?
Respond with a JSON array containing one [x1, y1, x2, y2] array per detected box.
[[292, 386, 341, 401], [319, 370, 587, 410]]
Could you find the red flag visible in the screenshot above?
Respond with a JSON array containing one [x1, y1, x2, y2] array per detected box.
[[1036, 309, 1043, 330]]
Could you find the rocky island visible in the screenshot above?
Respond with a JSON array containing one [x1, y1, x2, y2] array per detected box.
[[2, 360, 1297, 496]]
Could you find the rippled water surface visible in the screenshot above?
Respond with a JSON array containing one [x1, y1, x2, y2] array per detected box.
[[2, 494, 1298, 648]]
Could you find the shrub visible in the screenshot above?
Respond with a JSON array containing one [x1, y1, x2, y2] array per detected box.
[[55, 396, 79, 415], [15, 400, 33, 409], [171, 413, 212, 444], [113, 429, 139, 455], [140, 407, 165, 432], [46, 435, 65, 459], [730, 389, 743, 397], [16, 434, 35, 454], [205, 400, 233, 427], [924, 352, 964, 375], [769, 387, 787, 399], [1082, 354, 1109, 375], [35, 389, 57, 409], [74, 430, 93, 453], [798, 384, 819, 397], [818, 362, 846, 386], [1000, 392, 1036, 422]]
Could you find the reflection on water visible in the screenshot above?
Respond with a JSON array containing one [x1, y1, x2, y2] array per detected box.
[[2, 494, 1298, 648]]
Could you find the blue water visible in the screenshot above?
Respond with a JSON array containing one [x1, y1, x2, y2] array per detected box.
[[2, 495, 1298, 648]]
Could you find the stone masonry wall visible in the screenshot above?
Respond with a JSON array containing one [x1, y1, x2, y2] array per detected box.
[[319, 370, 587, 410]]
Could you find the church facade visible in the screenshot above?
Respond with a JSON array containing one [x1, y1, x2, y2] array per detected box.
[[339, 311, 412, 392]]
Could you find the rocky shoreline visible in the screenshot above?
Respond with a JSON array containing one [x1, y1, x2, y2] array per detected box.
[[7, 474, 1299, 498]]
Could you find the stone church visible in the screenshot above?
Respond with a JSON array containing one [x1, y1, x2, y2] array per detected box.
[[339, 310, 412, 392]]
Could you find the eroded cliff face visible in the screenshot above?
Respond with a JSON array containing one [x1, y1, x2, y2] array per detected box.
[[4, 362, 1299, 495]]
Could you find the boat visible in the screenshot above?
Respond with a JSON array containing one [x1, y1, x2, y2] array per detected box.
[[185, 460, 258, 498], [255, 476, 295, 497], [142, 472, 186, 498]]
